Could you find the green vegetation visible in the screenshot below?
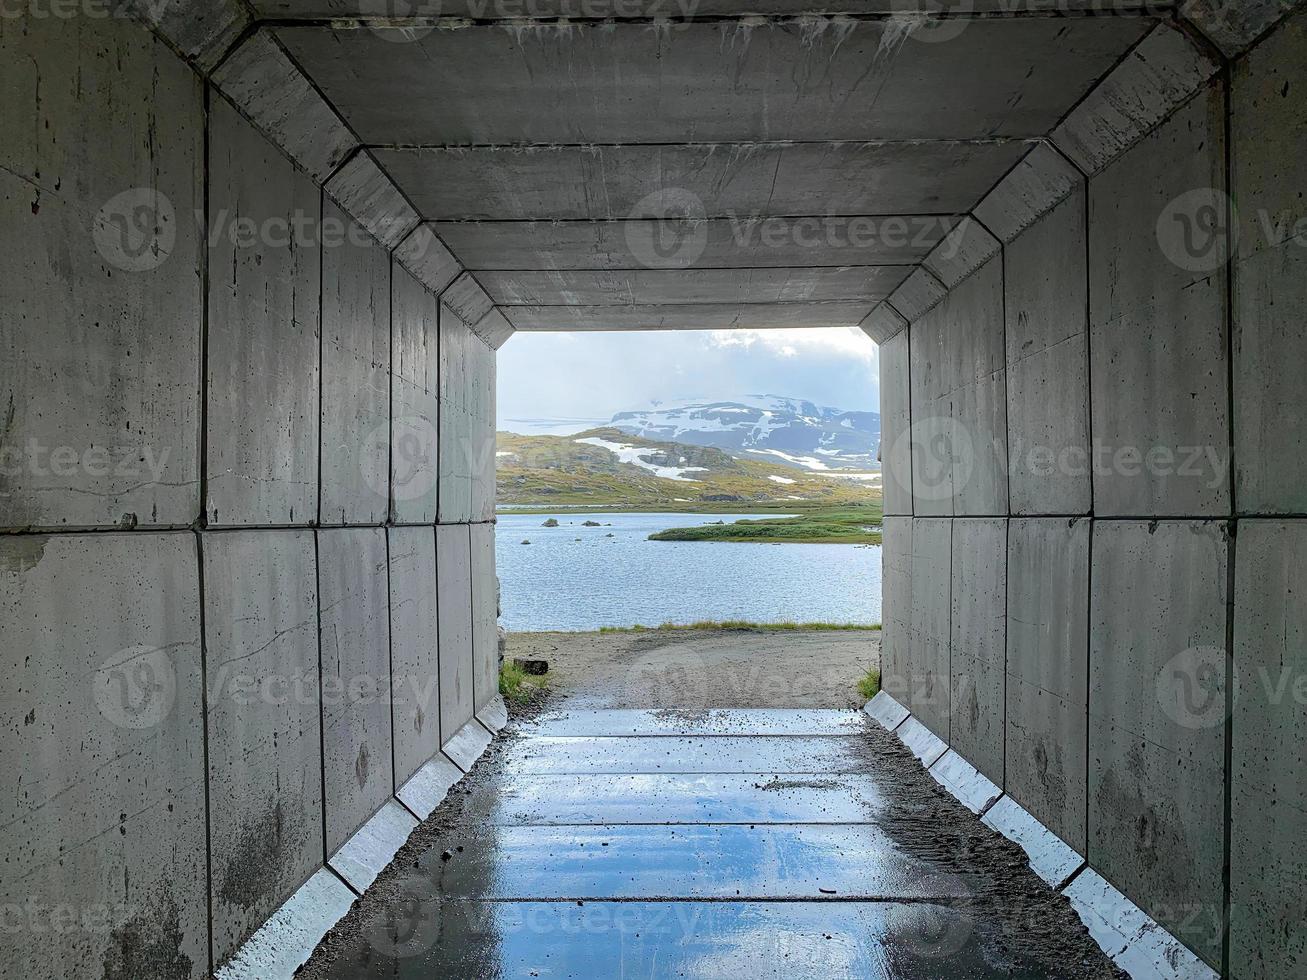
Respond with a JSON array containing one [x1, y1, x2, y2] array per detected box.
[[597, 620, 882, 633], [857, 667, 882, 701], [499, 660, 549, 706], [648, 505, 883, 545], [496, 428, 880, 511]]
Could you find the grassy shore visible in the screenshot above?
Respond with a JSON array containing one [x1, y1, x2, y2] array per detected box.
[[596, 620, 882, 633], [647, 505, 883, 545]]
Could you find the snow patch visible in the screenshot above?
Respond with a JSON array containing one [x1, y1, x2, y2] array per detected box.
[[575, 437, 708, 482], [768, 475, 797, 485]]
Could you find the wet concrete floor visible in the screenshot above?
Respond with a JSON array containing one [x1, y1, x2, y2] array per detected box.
[[302, 709, 1121, 979]]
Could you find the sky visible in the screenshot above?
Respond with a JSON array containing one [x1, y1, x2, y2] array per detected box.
[[496, 328, 880, 434]]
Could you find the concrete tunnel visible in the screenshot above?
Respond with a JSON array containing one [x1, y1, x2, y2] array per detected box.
[[1, 0, 1304, 977]]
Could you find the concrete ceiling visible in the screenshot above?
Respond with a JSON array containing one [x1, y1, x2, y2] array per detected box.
[[267, 8, 1165, 332]]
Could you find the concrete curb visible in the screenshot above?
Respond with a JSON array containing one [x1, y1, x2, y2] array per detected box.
[[397, 754, 466, 819], [928, 750, 1002, 815], [444, 718, 494, 772], [862, 698, 1213, 980], [213, 869, 355, 980], [1062, 870, 1220, 980], [476, 694, 510, 734], [328, 800, 420, 894]]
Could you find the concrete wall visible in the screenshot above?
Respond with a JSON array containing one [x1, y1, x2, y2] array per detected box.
[[878, 13, 1307, 973], [0, 11, 500, 976]]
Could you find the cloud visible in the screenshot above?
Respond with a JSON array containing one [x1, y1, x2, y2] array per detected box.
[[707, 327, 875, 363]]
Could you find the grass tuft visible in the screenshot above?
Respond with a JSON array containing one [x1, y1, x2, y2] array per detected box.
[[499, 660, 549, 706], [857, 667, 882, 701]]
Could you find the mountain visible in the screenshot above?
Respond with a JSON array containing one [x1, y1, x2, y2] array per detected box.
[[496, 427, 881, 508], [607, 395, 881, 472]]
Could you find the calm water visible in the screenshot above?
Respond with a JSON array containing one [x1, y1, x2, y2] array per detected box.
[[496, 512, 882, 632]]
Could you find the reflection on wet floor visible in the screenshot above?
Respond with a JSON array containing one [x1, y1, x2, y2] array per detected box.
[[306, 709, 1120, 979]]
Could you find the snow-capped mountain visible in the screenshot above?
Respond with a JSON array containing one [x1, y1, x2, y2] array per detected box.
[[608, 395, 881, 471]]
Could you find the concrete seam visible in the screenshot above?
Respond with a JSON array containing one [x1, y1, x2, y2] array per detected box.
[[325, 862, 362, 899], [194, 531, 216, 978], [384, 530, 398, 800], [1084, 518, 1095, 867], [316, 187, 325, 529], [393, 794, 423, 825], [207, 14, 261, 79], [323, 144, 364, 190], [199, 83, 213, 530], [314, 530, 329, 869]]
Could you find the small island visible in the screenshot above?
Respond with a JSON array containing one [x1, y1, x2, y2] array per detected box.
[[649, 506, 882, 545]]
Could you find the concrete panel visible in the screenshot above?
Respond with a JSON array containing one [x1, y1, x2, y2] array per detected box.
[[895, 716, 949, 769], [376, 142, 1031, 222], [474, 309, 515, 351], [469, 339, 497, 523], [320, 198, 390, 525], [929, 750, 1002, 815], [212, 869, 354, 980], [1231, 14, 1307, 516], [438, 524, 475, 744], [115, 0, 249, 73], [864, 691, 910, 732], [909, 259, 1008, 516], [203, 530, 323, 965], [0, 534, 207, 980], [397, 754, 464, 820], [1088, 521, 1229, 967], [974, 142, 1084, 244], [318, 528, 393, 856], [1052, 24, 1220, 176], [1005, 517, 1091, 853], [1088, 88, 1230, 517], [388, 526, 441, 789], [329, 800, 418, 894], [1230, 520, 1307, 980], [1062, 869, 1220, 980], [206, 98, 321, 527], [211, 30, 357, 182], [443, 272, 496, 327], [983, 797, 1084, 890], [445, 719, 494, 772], [390, 265, 440, 524], [478, 695, 510, 734], [0, 15, 202, 530], [279, 18, 1148, 144], [502, 302, 876, 332], [887, 267, 949, 323], [860, 303, 907, 345], [432, 217, 954, 271], [439, 304, 474, 523], [471, 523, 499, 714], [879, 517, 914, 709], [878, 329, 913, 516], [908, 518, 951, 739], [395, 224, 462, 297], [949, 518, 1006, 785], [923, 218, 1001, 290], [1005, 190, 1092, 516], [323, 151, 420, 249], [1183, 0, 1304, 58], [479, 267, 905, 306]]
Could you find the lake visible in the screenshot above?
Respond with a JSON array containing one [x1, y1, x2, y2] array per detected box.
[[496, 511, 883, 632]]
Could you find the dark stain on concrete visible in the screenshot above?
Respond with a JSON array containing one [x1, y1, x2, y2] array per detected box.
[[220, 800, 293, 910], [356, 740, 371, 789], [101, 891, 193, 980]]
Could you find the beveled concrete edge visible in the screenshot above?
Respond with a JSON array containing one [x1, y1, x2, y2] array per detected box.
[[972, 141, 1085, 243], [476, 695, 510, 733], [328, 799, 420, 894], [922, 216, 1001, 290], [858, 303, 908, 345], [862, 691, 910, 731], [396, 753, 467, 819], [927, 749, 1002, 816], [443, 718, 494, 772], [1060, 869, 1221, 980], [893, 716, 949, 769], [980, 795, 1086, 891], [885, 266, 948, 325], [213, 868, 355, 980]]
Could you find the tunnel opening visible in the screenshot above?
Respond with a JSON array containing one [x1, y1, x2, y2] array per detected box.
[[2, 3, 1304, 979]]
